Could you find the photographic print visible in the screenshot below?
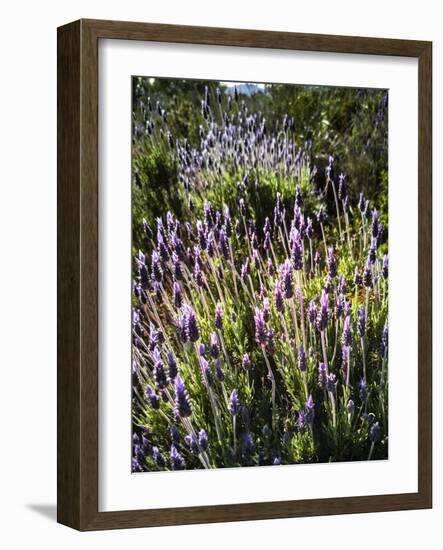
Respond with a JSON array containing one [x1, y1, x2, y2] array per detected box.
[[131, 78, 389, 472]]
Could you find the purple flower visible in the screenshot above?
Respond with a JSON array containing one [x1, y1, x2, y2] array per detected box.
[[251, 232, 258, 250], [268, 258, 275, 277], [200, 356, 213, 387], [253, 249, 260, 269], [377, 223, 383, 247], [308, 299, 317, 325], [215, 302, 224, 331], [318, 362, 328, 390], [381, 324, 389, 357], [173, 281, 182, 308], [335, 293, 344, 319], [264, 231, 271, 251], [239, 198, 246, 217], [241, 258, 251, 282], [167, 352, 178, 381], [219, 228, 229, 259], [317, 206, 326, 225], [305, 395, 315, 424], [326, 373, 338, 393], [357, 306, 366, 338], [369, 421, 382, 443], [267, 330, 275, 355], [207, 231, 215, 257], [369, 238, 377, 264], [342, 315, 353, 346], [280, 259, 294, 299], [175, 375, 193, 418], [347, 399, 355, 414], [323, 272, 332, 294], [382, 254, 389, 279], [145, 385, 160, 409], [194, 259, 204, 287], [354, 266, 362, 287], [172, 252, 183, 281], [157, 233, 169, 262], [184, 434, 200, 454], [371, 209, 379, 238], [328, 246, 337, 278], [306, 217, 314, 239], [138, 250, 150, 289], [338, 274, 347, 295], [152, 446, 165, 467], [254, 308, 267, 346], [199, 428, 208, 451], [182, 304, 200, 342], [153, 348, 168, 389], [148, 322, 158, 351], [228, 389, 240, 416], [196, 220, 207, 250], [316, 290, 329, 332], [235, 219, 241, 237], [338, 173, 347, 200], [298, 344, 307, 372], [170, 445, 185, 470], [274, 281, 285, 314], [359, 377, 368, 401], [291, 230, 303, 270], [210, 332, 219, 359], [362, 258, 372, 288], [242, 353, 251, 371], [273, 456, 281, 465], [263, 297, 270, 322], [151, 250, 163, 283], [295, 184, 303, 207], [203, 199, 214, 227], [131, 456, 143, 472], [215, 358, 225, 382]]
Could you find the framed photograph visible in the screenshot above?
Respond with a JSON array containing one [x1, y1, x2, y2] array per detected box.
[[57, 19, 432, 530]]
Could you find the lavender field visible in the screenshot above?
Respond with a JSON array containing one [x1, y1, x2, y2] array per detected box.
[[131, 79, 388, 472]]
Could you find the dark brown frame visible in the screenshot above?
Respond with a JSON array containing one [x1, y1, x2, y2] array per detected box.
[[57, 18, 432, 531]]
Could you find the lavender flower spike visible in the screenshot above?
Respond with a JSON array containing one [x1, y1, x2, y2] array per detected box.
[[316, 289, 329, 332], [254, 308, 267, 346], [342, 315, 353, 346], [175, 375, 193, 418], [228, 389, 240, 416], [215, 302, 224, 330], [357, 306, 366, 338], [298, 344, 307, 372], [280, 259, 294, 299], [327, 245, 337, 278], [209, 332, 220, 359], [305, 395, 315, 424], [183, 304, 200, 342]]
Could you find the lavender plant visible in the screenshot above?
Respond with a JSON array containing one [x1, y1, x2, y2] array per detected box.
[[131, 80, 388, 471]]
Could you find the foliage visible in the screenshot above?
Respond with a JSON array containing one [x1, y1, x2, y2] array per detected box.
[[131, 80, 388, 472]]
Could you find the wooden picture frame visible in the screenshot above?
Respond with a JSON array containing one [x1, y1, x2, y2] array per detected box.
[[57, 19, 432, 530]]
